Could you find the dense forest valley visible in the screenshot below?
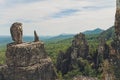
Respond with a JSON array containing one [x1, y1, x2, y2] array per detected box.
[[0, 26, 117, 80]]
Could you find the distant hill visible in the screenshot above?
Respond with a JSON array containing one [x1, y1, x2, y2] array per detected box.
[[0, 36, 53, 46], [99, 26, 115, 40], [83, 28, 104, 35], [48, 27, 115, 45], [0, 28, 105, 46], [46, 28, 104, 42], [45, 34, 75, 42]]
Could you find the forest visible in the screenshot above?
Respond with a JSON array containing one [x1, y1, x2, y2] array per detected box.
[[0, 26, 115, 80]]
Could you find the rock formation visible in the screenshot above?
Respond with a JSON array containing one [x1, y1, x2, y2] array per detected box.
[[98, 38, 109, 60], [10, 22, 23, 44], [6, 42, 47, 67], [0, 22, 57, 80], [113, 0, 120, 52], [115, 0, 120, 39], [109, 0, 120, 79], [72, 33, 89, 58], [102, 60, 115, 80], [34, 30, 39, 42], [94, 1, 120, 79], [56, 33, 89, 75], [92, 38, 109, 70]]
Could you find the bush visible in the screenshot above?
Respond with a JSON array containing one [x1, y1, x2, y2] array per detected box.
[[0, 48, 6, 65]]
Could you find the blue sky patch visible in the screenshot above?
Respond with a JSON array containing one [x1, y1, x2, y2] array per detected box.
[[52, 9, 80, 18]]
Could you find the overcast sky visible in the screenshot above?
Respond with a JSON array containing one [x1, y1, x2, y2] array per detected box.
[[0, 0, 116, 36]]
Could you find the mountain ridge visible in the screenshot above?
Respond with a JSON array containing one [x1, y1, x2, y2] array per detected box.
[[0, 28, 105, 46], [83, 28, 104, 35]]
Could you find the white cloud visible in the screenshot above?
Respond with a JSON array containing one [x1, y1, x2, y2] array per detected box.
[[0, 0, 4, 4], [0, 0, 116, 36], [27, 7, 115, 36]]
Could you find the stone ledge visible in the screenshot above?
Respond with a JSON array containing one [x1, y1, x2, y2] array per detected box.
[[6, 41, 47, 67]]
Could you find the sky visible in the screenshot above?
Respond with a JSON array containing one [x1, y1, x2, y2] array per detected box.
[[0, 0, 116, 36]]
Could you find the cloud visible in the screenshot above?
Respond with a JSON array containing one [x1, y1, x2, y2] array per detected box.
[[31, 7, 115, 36], [0, 0, 116, 36], [0, 0, 4, 3], [51, 9, 80, 18]]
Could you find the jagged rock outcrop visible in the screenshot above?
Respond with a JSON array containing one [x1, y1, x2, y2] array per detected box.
[[92, 38, 109, 71], [34, 30, 39, 42], [98, 38, 109, 59], [92, 0, 120, 78], [10, 22, 23, 44], [95, 38, 116, 80], [0, 23, 57, 80], [72, 33, 89, 58], [94, 1, 120, 79], [56, 33, 89, 75], [115, 0, 120, 39], [102, 60, 115, 80], [109, 0, 120, 79]]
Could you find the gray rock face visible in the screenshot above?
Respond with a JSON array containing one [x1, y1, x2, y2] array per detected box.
[[34, 30, 39, 42], [98, 38, 109, 59], [56, 33, 89, 74], [10, 22, 23, 44], [72, 33, 89, 58], [112, 0, 120, 53], [115, 0, 120, 40], [0, 42, 57, 80], [6, 42, 47, 67], [109, 0, 120, 79], [102, 60, 115, 80], [1, 58, 56, 80]]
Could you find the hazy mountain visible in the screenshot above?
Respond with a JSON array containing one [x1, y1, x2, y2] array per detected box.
[[45, 34, 75, 42], [99, 26, 115, 40], [83, 28, 104, 35], [0, 28, 104, 46]]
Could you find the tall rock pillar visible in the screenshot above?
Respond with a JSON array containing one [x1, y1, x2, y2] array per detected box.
[[110, 0, 120, 79], [115, 0, 120, 39]]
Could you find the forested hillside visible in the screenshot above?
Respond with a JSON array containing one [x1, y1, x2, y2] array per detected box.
[[0, 26, 115, 79]]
